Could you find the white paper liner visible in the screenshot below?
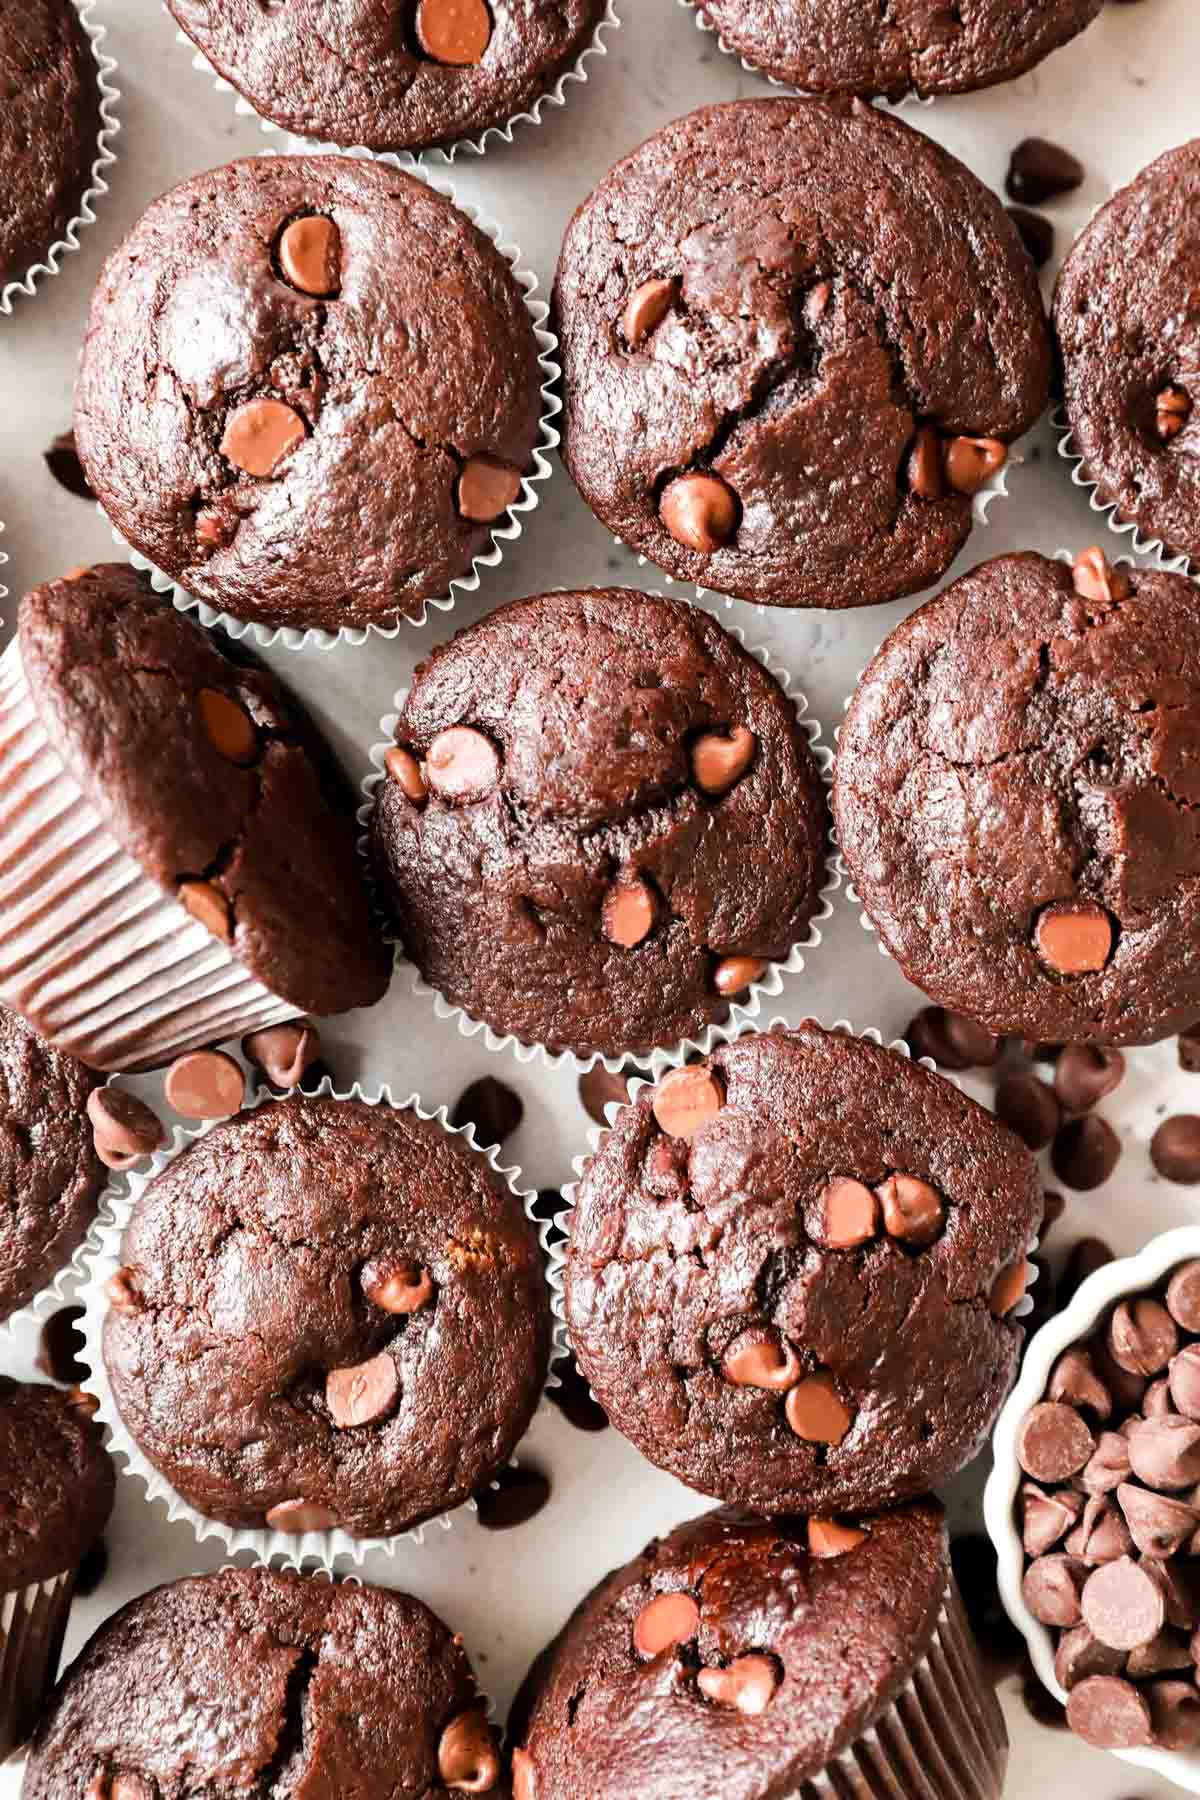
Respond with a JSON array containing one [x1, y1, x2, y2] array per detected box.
[[0, 1568, 74, 1761], [1053, 403, 1198, 580], [676, 0, 935, 113], [0, 0, 120, 317], [0, 636, 302, 1074], [983, 1222, 1200, 1791], [102, 154, 560, 652], [75, 1076, 566, 1568], [172, 3, 620, 164], [358, 608, 841, 1076]]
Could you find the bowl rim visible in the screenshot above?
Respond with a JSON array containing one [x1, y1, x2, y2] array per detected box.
[[982, 1223, 1200, 1789]]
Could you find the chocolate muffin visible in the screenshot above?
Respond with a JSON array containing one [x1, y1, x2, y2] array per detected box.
[[102, 1094, 552, 1538], [0, 1005, 104, 1318], [693, 0, 1104, 102], [0, 0, 100, 288], [552, 98, 1052, 609], [1055, 140, 1200, 569], [74, 156, 545, 634], [563, 1024, 1042, 1515], [5, 564, 389, 1066], [369, 588, 829, 1061], [24, 1565, 503, 1796], [508, 1500, 1007, 1800], [169, 0, 607, 154], [0, 1379, 114, 1759], [834, 549, 1200, 1045]]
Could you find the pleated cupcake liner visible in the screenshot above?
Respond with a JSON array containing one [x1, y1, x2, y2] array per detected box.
[[357, 607, 842, 1077], [675, 0, 934, 113], [102, 152, 559, 652], [1053, 404, 1198, 580], [0, 0, 120, 317], [0, 636, 303, 1075], [75, 1075, 566, 1569], [0, 1569, 74, 1762], [171, 2, 620, 164]]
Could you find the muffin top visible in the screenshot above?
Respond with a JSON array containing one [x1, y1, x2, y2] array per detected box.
[[509, 1501, 963, 1800], [25, 1565, 502, 1797], [369, 588, 829, 1060], [0, 1379, 114, 1589], [834, 550, 1200, 1044], [19, 564, 390, 1042], [564, 1025, 1042, 1515], [103, 1095, 552, 1538], [0, 1005, 104, 1320], [1055, 139, 1200, 568], [553, 98, 1051, 609], [694, 0, 1103, 101], [169, 0, 607, 153], [0, 0, 100, 286], [74, 156, 544, 634]]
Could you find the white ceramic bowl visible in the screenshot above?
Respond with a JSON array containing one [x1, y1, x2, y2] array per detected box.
[[983, 1223, 1200, 1793]]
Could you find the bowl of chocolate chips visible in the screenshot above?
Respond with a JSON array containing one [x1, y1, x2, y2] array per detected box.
[[985, 1226, 1200, 1787]]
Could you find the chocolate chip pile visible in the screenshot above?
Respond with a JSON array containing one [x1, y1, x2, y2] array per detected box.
[[1017, 1259, 1200, 1751]]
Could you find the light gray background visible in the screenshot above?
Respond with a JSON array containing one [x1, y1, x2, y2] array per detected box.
[[1, 1, 1198, 1792]]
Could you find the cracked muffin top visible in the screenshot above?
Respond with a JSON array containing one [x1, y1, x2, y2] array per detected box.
[[368, 587, 829, 1060], [0, 1378, 114, 1589], [0, 1006, 104, 1320], [168, 0, 607, 154], [1055, 139, 1200, 570], [563, 1024, 1042, 1516], [0, 0, 101, 287], [18, 565, 390, 1049], [24, 1565, 503, 1797], [693, 0, 1103, 102], [506, 1501, 993, 1800], [552, 97, 1052, 610], [834, 550, 1200, 1044], [73, 155, 544, 635], [102, 1095, 552, 1539]]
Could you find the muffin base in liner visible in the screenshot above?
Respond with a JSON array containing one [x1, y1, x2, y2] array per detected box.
[[358, 612, 841, 1076], [76, 1076, 566, 1568], [172, 2, 620, 163], [1054, 404, 1198, 580], [0, 0, 120, 316], [0, 1569, 74, 1762], [0, 636, 301, 1074], [102, 153, 560, 651]]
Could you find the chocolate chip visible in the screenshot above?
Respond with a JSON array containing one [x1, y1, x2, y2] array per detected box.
[[1149, 1677, 1200, 1749], [602, 875, 656, 948], [632, 1591, 700, 1659], [385, 745, 428, 804], [876, 1173, 944, 1247], [659, 472, 738, 553], [1072, 545, 1132, 605], [696, 1654, 779, 1714], [651, 1065, 723, 1141], [164, 1049, 245, 1121], [814, 1176, 879, 1249], [905, 424, 946, 501], [1118, 1483, 1200, 1559], [1006, 205, 1055, 269], [437, 1709, 501, 1792], [1059, 1237, 1115, 1308], [807, 1518, 867, 1558], [1054, 1045, 1125, 1113], [1171, 1344, 1200, 1421], [577, 1064, 632, 1126], [1127, 1628, 1194, 1677], [1168, 1261, 1200, 1331], [277, 214, 340, 297], [44, 428, 94, 499], [690, 725, 755, 796], [1180, 1026, 1200, 1073], [425, 726, 500, 802], [1128, 1417, 1200, 1491], [1034, 899, 1114, 974], [1065, 1496, 1133, 1566], [325, 1351, 399, 1428], [1091, 1336, 1148, 1414], [473, 1463, 551, 1531], [943, 435, 1007, 495], [197, 687, 257, 765], [510, 1748, 536, 1800], [1065, 1673, 1153, 1748], [990, 1259, 1029, 1317], [1052, 1115, 1121, 1190], [1049, 1349, 1112, 1422], [994, 1071, 1060, 1150], [1145, 1375, 1173, 1417], [1006, 137, 1085, 205], [264, 1497, 338, 1533], [1054, 1624, 1126, 1690], [1022, 1482, 1084, 1555], [721, 1328, 802, 1391], [457, 455, 522, 523], [1152, 1116, 1200, 1184], [1155, 383, 1192, 444], [86, 1087, 165, 1159], [1109, 1299, 1179, 1376], [221, 397, 306, 477], [904, 1005, 998, 1069], [242, 1021, 323, 1091], [1017, 1401, 1095, 1482], [785, 1372, 852, 1445], [361, 1260, 434, 1315], [1079, 1432, 1132, 1497], [622, 277, 677, 347], [712, 955, 767, 997], [104, 1267, 142, 1315], [416, 0, 491, 63], [1023, 1552, 1088, 1626], [74, 1536, 108, 1597], [36, 1305, 87, 1385], [177, 878, 233, 943], [450, 1075, 523, 1148], [549, 1353, 608, 1432]]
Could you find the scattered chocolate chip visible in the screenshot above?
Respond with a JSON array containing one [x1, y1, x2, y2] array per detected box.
[[1054, 1045, 1125, 1113], [651, 1064, 723, 1141], [164, 1048, 245, 1123], [1109, 1299, 1179, 1376], [450, 1075, 523, 1148], [437, 1709, 501, 1792], [1052, 1115, 1121, 1190], [1152, 1115, 1200, 1184], [995, 1071, 1060, 1150], [721, 1328, 802, 1391], [1179, 1025, 1200, 1074], [242, 1021, 323, 1091], [416, 0, 491, 63], [943, 435, 1007, 495], [696, 1654, 779, 1714], [876, 1173, 944, 1247], [425, 726, 500, 803], [633, 1591, 700, 1659], [1034, 899, 1114, 975], [1017, 1401, 1095, 1482], [1059, 1237, 1115, 1308], [74, 1536, 108, 1597], [602, 874, 657, 949], [577, 1064, 632, 1126], [221, 397, 306, 477], [659, 472, 738, 553], [1006, 205, 1055, 268], [905, 1005, 998, 1069], [690, 724, 755, 796], [384, 745, 428, 804], [549, 1353, 608, 1432], [712, 954, 767, 997], [622, 277, 678, 347], [1006, 137, 1085, 206], [44, 428, 94, 499], [196, 687, 257, 765], [36, 1305, 87, 1385], [457, 455, 522, 523], [784, 1372, 852, 1445], [277, 214, 340, 297], [473, 1463, 551, 1531], [86, 1086, 165, 1159]]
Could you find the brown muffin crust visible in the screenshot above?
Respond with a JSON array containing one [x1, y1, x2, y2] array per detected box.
[[0, 0, 100, 286], [0, 1379, 114, 1589]]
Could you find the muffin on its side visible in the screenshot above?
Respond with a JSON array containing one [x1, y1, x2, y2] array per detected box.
[[75, 156, 545, 634], [369, 588, 829, 1061], [508, 1501, 1006, 1800], [553, 98, 1052, 609], [834, 549, 1200, 1045], [25, 1565, 502, 1795], [0, 0, 100, 287], [1055, 140, 1200, 569], [563, 1024, 1042, 1515], [0, 1379, 114, 1760], [101, 1094, 552, 1539], [693, 0, 1103, 102]]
